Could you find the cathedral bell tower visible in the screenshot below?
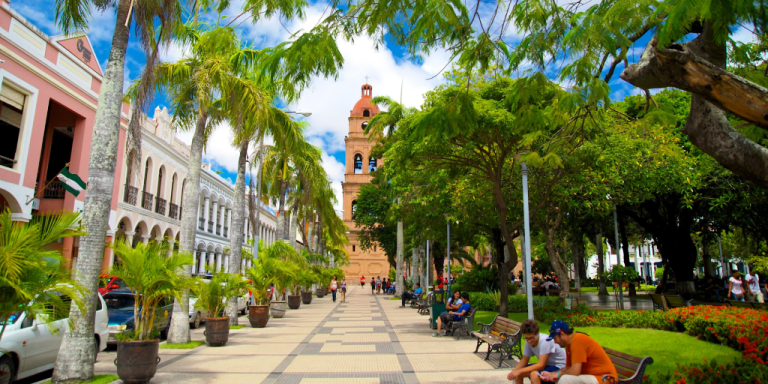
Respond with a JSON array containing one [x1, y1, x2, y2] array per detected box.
[[341, 84, 387, 283]]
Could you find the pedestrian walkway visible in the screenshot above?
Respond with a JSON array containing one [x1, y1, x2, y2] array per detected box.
[[94, 287, 513, 383]]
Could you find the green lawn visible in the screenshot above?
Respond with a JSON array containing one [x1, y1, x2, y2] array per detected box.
[[41, 375, 118, 384], [230, 324, 246, 329], [159, 340, 205, 349], [473, 310, 741, 376], [577, 285, 656, 293]]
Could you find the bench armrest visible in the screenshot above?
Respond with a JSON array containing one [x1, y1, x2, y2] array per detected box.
[[476, 322, 492, 334]]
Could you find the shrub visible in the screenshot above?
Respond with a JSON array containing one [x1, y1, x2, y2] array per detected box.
[[469, 292, 558, 312], [535, 305, 676, 331], [645, 359, 768, 384], [453, 265, 499, 292]]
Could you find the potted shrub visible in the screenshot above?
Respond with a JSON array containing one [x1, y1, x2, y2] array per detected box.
[[298, 270, 317, 305], [314, 267, 331, 298], [269, 262, 295, 318], [191, 267, 249, 346], [110, 240, 192, 384], [286, 263, 303, 310], [0, 211, 85, 384], [244, 256, 278, 328]]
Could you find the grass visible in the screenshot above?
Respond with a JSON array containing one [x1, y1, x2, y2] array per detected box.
[[159, 340, 205, 349], [473, 310, 741, 376], [389, 297, 401, 300], [577, 285, 656, 293], [230, 324, 246, 329], [41, 375, 119, 384]]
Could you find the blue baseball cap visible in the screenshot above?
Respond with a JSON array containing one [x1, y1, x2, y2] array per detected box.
[[547, 320, 571, 341]]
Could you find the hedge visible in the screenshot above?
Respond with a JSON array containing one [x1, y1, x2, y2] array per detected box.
[[468, 292, 558, 312]]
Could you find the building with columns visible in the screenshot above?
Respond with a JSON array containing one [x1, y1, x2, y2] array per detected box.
[[114, 106, 280, 275], [341, 84, 388, 283], [0, 1, 130, 270]]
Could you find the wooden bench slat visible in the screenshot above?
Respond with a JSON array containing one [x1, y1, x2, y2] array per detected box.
[[609, 354, 641, 371], [604, 348, 644, 364]]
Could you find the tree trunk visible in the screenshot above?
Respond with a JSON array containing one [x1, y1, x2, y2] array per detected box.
[[703, 239, 715, 277], [253, 136, 265, 258], [289, 203, 299, 250], [168, 111, 207, 343], [542, 209, 570, 304], [621, 33, 768, 188], [226, 140, 248, 325], [491, 228, 511, 317], [276, 180, 287, 240], [52, 2, 132, 381], [572, 242, 581, 292], [395, 216, 404, 298], [596, 232, 608, 296], [618, 212, 637, 296]]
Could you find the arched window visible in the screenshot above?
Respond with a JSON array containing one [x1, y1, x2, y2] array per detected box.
[[170, 173, 177, 203], [156, 167, 164, 198], [354, 154, 363, 174], [142, 158, 151, 192], [361, 122, 368, 131], [125, 150, 137, 186], [351, 200, 357, 220], [368, 157, 377, 173], [363, 109, 370, 117]]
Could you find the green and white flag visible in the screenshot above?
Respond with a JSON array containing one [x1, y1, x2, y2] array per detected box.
[[57, 167, 87, 197]]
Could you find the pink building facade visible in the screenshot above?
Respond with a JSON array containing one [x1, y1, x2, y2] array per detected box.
[[0, 0, 129, 269]]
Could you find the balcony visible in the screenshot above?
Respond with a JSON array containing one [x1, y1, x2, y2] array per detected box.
[[216, 224, 221, 236], [155, 197, 167, 215], [169, 203, 179, 219], [207, 220, 213, 233], [223, 227, 229, 238], [123, 185, 138, 205], [43, 180, 65, 199], [198, 217, 205, 230], [141, 192, 153, 210]]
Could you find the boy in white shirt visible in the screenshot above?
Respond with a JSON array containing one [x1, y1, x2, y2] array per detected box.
[[746, 267, 764, 303], [507, 319, 567, 384]]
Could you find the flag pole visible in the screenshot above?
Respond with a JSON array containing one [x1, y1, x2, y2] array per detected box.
[[26, 163, 70, 205]]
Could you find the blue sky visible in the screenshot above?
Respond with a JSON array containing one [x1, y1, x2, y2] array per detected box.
[[12, 1, 757, 209]]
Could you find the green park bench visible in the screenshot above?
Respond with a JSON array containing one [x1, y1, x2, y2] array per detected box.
[[449, 308, 477, 340], [602, 347, 654, 384], [471, 315, 523, 368]]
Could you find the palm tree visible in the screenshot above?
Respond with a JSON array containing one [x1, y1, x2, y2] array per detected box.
[[52, 0, 180, 380], [0, 210, 86, 343], [364, 96, 416, 298], [153, 25, 264, 343]]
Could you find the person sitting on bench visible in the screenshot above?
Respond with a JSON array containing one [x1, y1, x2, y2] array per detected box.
[[433, 292, 470, 337], [446, 290, 463, 310], [507, 319, 566, 384], [540, 321, 617, 384], [401, 283, 422, 307]]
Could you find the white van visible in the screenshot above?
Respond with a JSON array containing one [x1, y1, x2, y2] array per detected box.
[[0, 293, 109, 383]]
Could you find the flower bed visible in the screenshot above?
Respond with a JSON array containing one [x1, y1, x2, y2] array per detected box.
[[644, 359, 768, 384], [534, 305, 767, 363]]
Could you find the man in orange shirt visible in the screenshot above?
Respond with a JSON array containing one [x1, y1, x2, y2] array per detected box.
[[539, 321, 617, 384]]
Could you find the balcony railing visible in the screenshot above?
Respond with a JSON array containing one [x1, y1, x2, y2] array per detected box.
[[198, 217, 205, 230], [223, 227, 229, 238], [207, 220, 213, 233], [216, 224, 221, 236], [155, 197, 167, 215], [141, 191, 153, 210], [123, 185, 138, 205], [43, 180, 65, 199], [169, 203, 179, 219]]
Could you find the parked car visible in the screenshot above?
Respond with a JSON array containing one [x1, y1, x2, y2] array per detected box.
[[0, 293, 109, 384], [98, 275, 127, 295], [104, 289, 174, 345]]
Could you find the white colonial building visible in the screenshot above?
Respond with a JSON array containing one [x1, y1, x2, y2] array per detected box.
[[114, 106, 279, 274]]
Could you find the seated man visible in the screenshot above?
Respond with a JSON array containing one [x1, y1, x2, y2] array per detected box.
[[433, 292, 470, 337], [540, 321, 618, 384], [508, 319, 567, 384], [401, 283, 423, 307]]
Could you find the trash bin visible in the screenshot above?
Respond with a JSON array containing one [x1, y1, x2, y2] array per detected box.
[[430, 289, 447, 330]]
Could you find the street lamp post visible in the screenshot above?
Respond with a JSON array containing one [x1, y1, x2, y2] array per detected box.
[[447, 219, 451, 296], [522, 163, 534, 320], [613, 209, 621, 265]]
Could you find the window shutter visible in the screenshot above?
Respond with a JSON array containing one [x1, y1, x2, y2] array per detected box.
[[0, 84, 25, 110]]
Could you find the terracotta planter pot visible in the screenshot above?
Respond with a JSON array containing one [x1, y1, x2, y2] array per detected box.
[[248, 305, 270, 328], [115, 339, 160, 384], [315, 288, 325, 298], [301, 292, 313, 304], [287, 295, 301, 309], [270, 301, 287, 318], [204, 317, 230, 347]]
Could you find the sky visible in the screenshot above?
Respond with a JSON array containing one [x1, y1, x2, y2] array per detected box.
[[13, 0, 758, 211]]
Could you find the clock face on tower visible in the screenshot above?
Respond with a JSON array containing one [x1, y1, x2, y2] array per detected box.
[[342, 84, 387, 283]]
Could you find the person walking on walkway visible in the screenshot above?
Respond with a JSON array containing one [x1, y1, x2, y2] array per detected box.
[[330, 275, 338, 303], [371, 277, 376, 294], [539, 321, 617, 384], [746, 266, 763, 303], [729, 268, 748, 301], [507, 319, 566, 384], [340, 277, 347, 303], [361, 275, 365, 288]]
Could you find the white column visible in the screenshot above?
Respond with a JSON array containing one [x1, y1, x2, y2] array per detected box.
[[226, 208, 232, 237], [203, 197, 210, 230], [199, 252, 206, 273], [124, 231, 136, 247], [211, 201, 219, 233], [142, 235, 151, 245], [191, 251, 198, 275], [223, 255, 229, 272], [219, 204, 226, 236], [208, 252, 215, 273], [215, 252, 222, 271]]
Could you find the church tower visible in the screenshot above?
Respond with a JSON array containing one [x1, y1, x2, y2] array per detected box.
[[342, 84, 388, 284]]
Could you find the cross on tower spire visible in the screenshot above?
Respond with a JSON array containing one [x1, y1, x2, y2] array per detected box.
[[365, 75, 369, 83]]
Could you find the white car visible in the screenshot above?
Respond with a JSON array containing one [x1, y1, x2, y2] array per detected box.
[[0, 293, 109, 383], [188, 295, 247, 329]]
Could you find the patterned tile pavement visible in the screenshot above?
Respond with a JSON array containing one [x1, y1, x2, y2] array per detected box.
[[94, 286, 519, 383]]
